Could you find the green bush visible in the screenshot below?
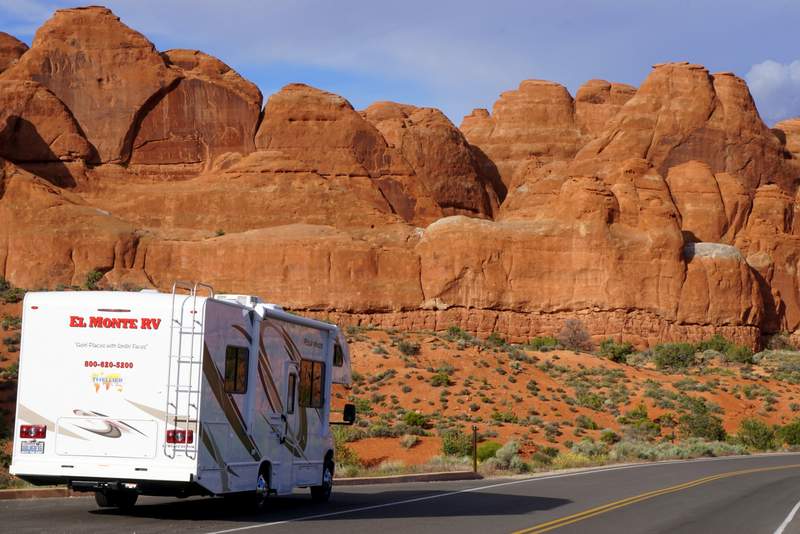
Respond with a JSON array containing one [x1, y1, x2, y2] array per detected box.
[[441, 429, 472, 456], [402, 411, 429, 428], [778, 419, 800, 446], [398, 341, 421, 356], [486, 332, 506, 347], [600, 429, 621, 444], [736, 418, 776, 451], [724, 345, 753, 365], [572, 438, 608, 458], [431, 372, 453, 387], [653, 343, 696, 370], [678, 399, 726, 441], [695, 334, 733, 353], [399, 434, 419, 449], [527, 336, 559, 351], [575, 414, 599, 430], [84, 270, 104, 290], [599, 338, 635, 363], [477, 441, 502, 462]]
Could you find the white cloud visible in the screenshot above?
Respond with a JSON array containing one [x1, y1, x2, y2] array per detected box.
[[746, 59, 800, 125]]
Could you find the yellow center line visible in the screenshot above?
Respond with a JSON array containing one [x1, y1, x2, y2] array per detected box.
[[512, 463, 800, 534]]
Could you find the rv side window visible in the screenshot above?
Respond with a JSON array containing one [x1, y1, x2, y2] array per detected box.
[[287, 373, 297, 415], [224, 346, 249, 394], [333, 343, 344, 367], [299, 360, 325, 409]]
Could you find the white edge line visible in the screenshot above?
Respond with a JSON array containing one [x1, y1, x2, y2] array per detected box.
[[775, 498, 800, 534], [206, 453, 800, 534]]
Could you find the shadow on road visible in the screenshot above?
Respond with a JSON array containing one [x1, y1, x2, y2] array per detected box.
[[91, 488, 571, 524]]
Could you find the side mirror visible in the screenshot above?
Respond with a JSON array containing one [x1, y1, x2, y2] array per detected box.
[[343, 403, 356, 425]]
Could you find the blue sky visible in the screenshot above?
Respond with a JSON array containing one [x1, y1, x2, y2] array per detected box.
[[1, 0, 798, 125]]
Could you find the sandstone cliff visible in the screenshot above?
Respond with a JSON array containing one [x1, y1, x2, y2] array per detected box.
[[1, 7, 799, 348]]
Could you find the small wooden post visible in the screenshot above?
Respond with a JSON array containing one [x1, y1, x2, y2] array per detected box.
[[472, 425, 478, 473]]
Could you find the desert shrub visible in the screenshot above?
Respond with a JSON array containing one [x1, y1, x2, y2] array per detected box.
[[398, 341, 421, 356], [0, 278, 8, 292], [735, 418, 776, 451], [724, 345, 753, 364], [0, 363, 18, 381], [557, 319, 593, 351], [1, 315, 21, 331], [653, 343, 696, 370], [526, 379, 540, 394], [767, 333, 797, 351], [527, 336, 559, 351], [678, 399, 726, 441], [609, 438, 745, 462], [599, 338, 635, 363], [491, 410, 518, 424], [332, 426, 362, 467], [695, 334, 733, 353], [778, 419, 800, 446], [552, 451, 593, 469], [431, 372, 453, 387], [84, 270, 103, 290], [483, 441, 528, 473], [486, 332, 506, 347], [477, 441, 502, 462], [575, 414, 599, 430], [0, 285, 24, 304], [572, 438, 608, 458], [600, 429, 621, 444], [402, 411, 429, 428], [618, 403, 661, 440], [441, 429, 472, 457], [399, 434, 420, 449], [372, 345, 389, 355]]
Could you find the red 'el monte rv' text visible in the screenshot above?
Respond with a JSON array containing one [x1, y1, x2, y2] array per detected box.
[[69, 316, 162, 330]]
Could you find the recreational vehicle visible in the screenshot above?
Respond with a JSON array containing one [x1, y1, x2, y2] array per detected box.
[[10, 282, 355, 509]]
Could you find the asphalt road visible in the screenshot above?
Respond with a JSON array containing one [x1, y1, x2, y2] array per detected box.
[[5, 454, 800, 534]]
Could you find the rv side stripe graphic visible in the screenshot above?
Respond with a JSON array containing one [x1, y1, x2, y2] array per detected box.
[[202, 344, 261, 462], [18, 404, 87, 441], [200, 426, 230, 492], [258, 320, 284, 412]]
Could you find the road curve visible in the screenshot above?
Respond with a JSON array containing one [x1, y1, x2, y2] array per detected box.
[[4, 453, 800, 534]]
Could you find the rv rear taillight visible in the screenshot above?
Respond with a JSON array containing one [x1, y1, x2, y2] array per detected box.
[[19, 425, 46, 439], [166, 429, 193, 444]]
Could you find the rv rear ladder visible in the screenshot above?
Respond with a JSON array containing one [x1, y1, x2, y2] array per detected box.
[[164, 281, 214, 459]]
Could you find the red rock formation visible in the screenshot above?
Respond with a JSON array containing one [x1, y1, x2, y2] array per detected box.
[[129, 49, 262, 173], [0, 159, 137, 289], [0, 32, 27, 73], [1, 6, 798, 349], [255, 83, 443, 225], [461, 80, 586, 190], [575, 79, 636, 136], [1, 6, 178, 164], [774, 118, 800, 159], [0, 80, 92, 163], [362, 102, 498, 217]]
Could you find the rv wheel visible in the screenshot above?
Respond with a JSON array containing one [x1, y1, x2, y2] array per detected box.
[[310, 461, 333, 503], [254, 469, 270, 510], [94, 490, 138, 509]]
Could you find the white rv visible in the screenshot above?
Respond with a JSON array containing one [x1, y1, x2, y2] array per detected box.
[[10, 283, 355, 509]]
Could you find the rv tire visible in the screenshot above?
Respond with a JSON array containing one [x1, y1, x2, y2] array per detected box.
[[310, 461, 333, 503], [94, 490, 138, 509], [254, 466, 271, 510]]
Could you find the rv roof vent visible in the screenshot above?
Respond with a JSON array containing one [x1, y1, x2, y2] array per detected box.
[[139, 289, 159, 293], [263, 303, 284, 311]]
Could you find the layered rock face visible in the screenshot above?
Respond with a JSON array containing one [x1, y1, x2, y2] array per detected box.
[[2, 9, 800, 348]]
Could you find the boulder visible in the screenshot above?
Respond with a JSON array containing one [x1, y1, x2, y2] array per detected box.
[[1, 6, 179, 163], [129, 49, 262, 172], [0, 32, 27, 73]]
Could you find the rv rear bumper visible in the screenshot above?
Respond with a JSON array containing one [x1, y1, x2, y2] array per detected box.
[[16, 474, 209, 497]]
